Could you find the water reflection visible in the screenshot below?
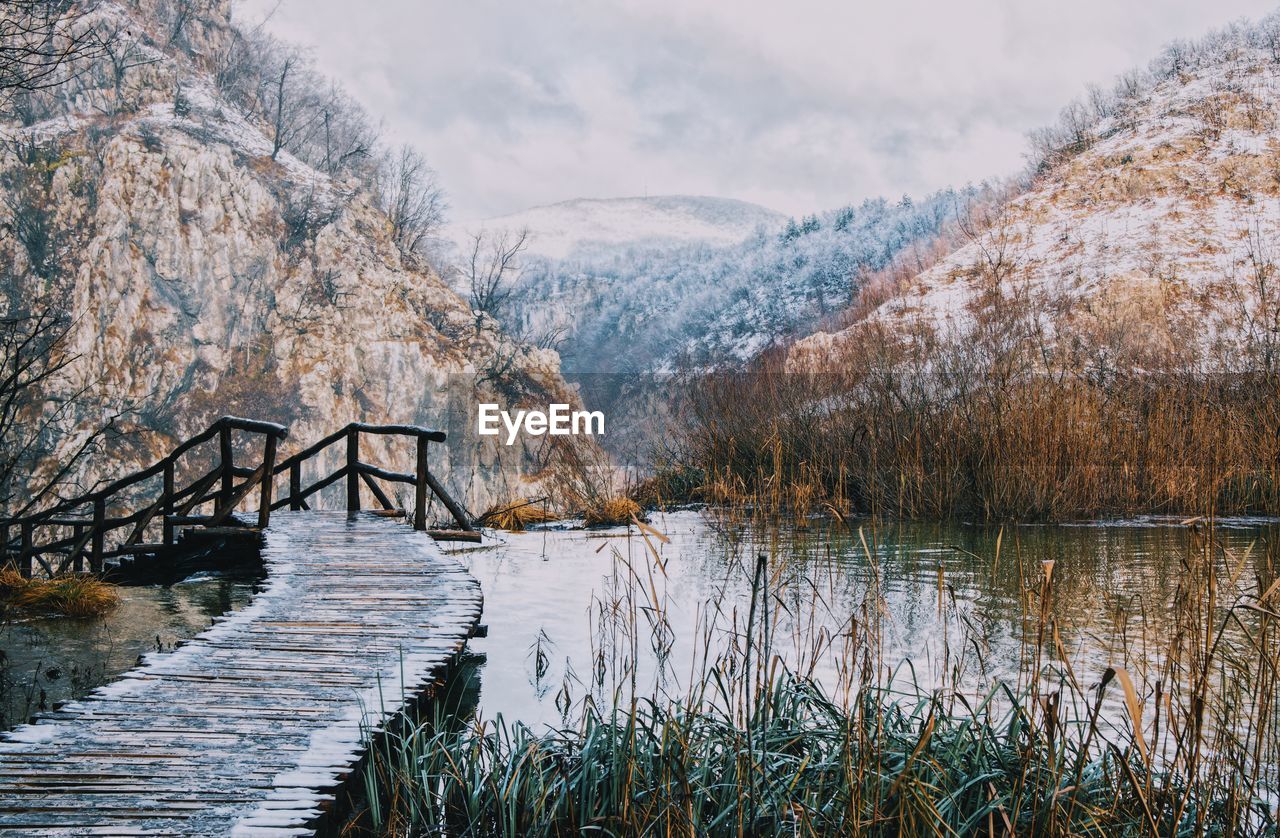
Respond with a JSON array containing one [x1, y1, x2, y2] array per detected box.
[[0, 573, 260, 729], [451, 510, 1271, 728]]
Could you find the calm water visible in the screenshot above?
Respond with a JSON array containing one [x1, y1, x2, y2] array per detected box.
[[0, 573, 259, 729], [448, 510, 1274, 728], [3, 512, 1272, 734]]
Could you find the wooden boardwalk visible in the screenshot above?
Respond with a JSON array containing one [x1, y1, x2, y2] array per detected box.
[[0, 511, 483, 836]]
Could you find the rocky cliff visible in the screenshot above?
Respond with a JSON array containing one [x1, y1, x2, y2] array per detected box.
[[0, 0, 595, 515]]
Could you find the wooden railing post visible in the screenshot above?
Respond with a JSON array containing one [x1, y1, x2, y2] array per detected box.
[[414, 436, 429, 531], [289, 462, 302, 511], [72, 523, 84, 573], [258, 434, 278, 530], [163, 461, 175, 547], [19, 521, 32, 578], [91, 498, 105, 573], [346, 427, 360, 512], [219, 424, 234, 510]]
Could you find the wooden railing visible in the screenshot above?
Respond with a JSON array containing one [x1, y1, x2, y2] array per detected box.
[[0, 418, 473, 578], [270, 422, 472, 534]]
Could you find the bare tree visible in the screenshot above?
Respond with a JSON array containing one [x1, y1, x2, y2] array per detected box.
[[0, 309, 117, 518], [377, 145, 446, 258], [252, 43, 325, 161], [319, 86, 378, 177], [97, 18, 157, 113], [466, 227, 529, 322], [0, 0, 101, 110]]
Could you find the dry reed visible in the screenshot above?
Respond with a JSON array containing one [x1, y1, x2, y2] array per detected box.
[[359, 514, 1280, 836], [582, 496, 642, 527], [478, 499, 558, 531], [0, 568, 120, 617]]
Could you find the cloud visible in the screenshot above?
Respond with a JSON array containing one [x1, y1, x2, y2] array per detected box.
[[235, 0, 1280, 219]]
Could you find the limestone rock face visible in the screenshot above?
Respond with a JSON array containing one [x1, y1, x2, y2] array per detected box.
[[1, 1, 593, 515]]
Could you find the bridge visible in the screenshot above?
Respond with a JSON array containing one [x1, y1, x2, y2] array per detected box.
[[0, 418, 485, 834]]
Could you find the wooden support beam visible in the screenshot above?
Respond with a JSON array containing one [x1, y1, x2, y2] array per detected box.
[[346, 428, 360, 512], [421, 468, 473, 532], [414, 437, 429, 531], [91, 499, 105, 574], [19, 521, 32, 578], [429, 529, 482, 543], [258, 434, 278, 530], [207, 462, 269, 527], [163, 461, 175, 547], [219, 425, 234, 509], [289, 462, 302, 511], [72, 524, 84, 573], [176, 466, 224, 518], [360, 471, 396, 511]]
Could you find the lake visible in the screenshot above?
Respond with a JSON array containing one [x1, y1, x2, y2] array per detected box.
[[448, 509, 1274, 728], [3, 510, 1272, 736]]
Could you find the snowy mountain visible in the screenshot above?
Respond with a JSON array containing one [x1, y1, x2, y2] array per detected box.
[[450, 195, 785, 260], [446, 191, 975, 379], [793, 18, 1280, 377]]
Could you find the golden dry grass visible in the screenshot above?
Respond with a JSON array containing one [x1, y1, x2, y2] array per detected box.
[[479, 499, 558, 532], [0, 568, 121, 617], [673, 269, 1280, 523], [582, 496, 642, 527]]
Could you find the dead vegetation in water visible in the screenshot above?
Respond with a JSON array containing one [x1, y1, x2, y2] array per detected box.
[[582, 496, 642, 527], [478, 499, 558, 532], [666, 223, 1280, 522], [0, 568, 120, 618]]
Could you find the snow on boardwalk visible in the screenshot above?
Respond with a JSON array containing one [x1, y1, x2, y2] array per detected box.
[[0, 512, 483, 835]]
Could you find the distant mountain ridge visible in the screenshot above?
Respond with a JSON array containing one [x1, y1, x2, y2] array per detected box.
[[449, 195, 786, 260], [462, 190, 973, 377]]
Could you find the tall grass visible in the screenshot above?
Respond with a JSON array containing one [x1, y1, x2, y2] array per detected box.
[[359, 518, 1280, 836], [664, 318, 1280, 522]]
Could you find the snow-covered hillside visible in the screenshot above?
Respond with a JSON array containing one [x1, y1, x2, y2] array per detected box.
[[794, 20, 1280, 375], [454, 191, 974, 376], [450, 195, 785, 260]]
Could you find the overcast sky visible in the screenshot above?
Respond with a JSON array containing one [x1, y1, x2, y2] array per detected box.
[[237, 0, 1279, 222]]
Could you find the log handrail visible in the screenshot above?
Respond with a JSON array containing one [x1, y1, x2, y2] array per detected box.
[[268, 422, 470, 534], [1, 417, 287, 576], [1, 417, 287, 527], [1, 418, 471, 578], [272, 422, 445, 473]]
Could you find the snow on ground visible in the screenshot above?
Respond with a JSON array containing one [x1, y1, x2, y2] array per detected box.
[[794, 44, 1280, 369]]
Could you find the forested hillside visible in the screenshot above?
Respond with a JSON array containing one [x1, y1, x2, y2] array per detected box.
[[483, 189, 980, 374]]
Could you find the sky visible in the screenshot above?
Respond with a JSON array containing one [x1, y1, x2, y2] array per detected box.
[[236, 0, 1280, 222]]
